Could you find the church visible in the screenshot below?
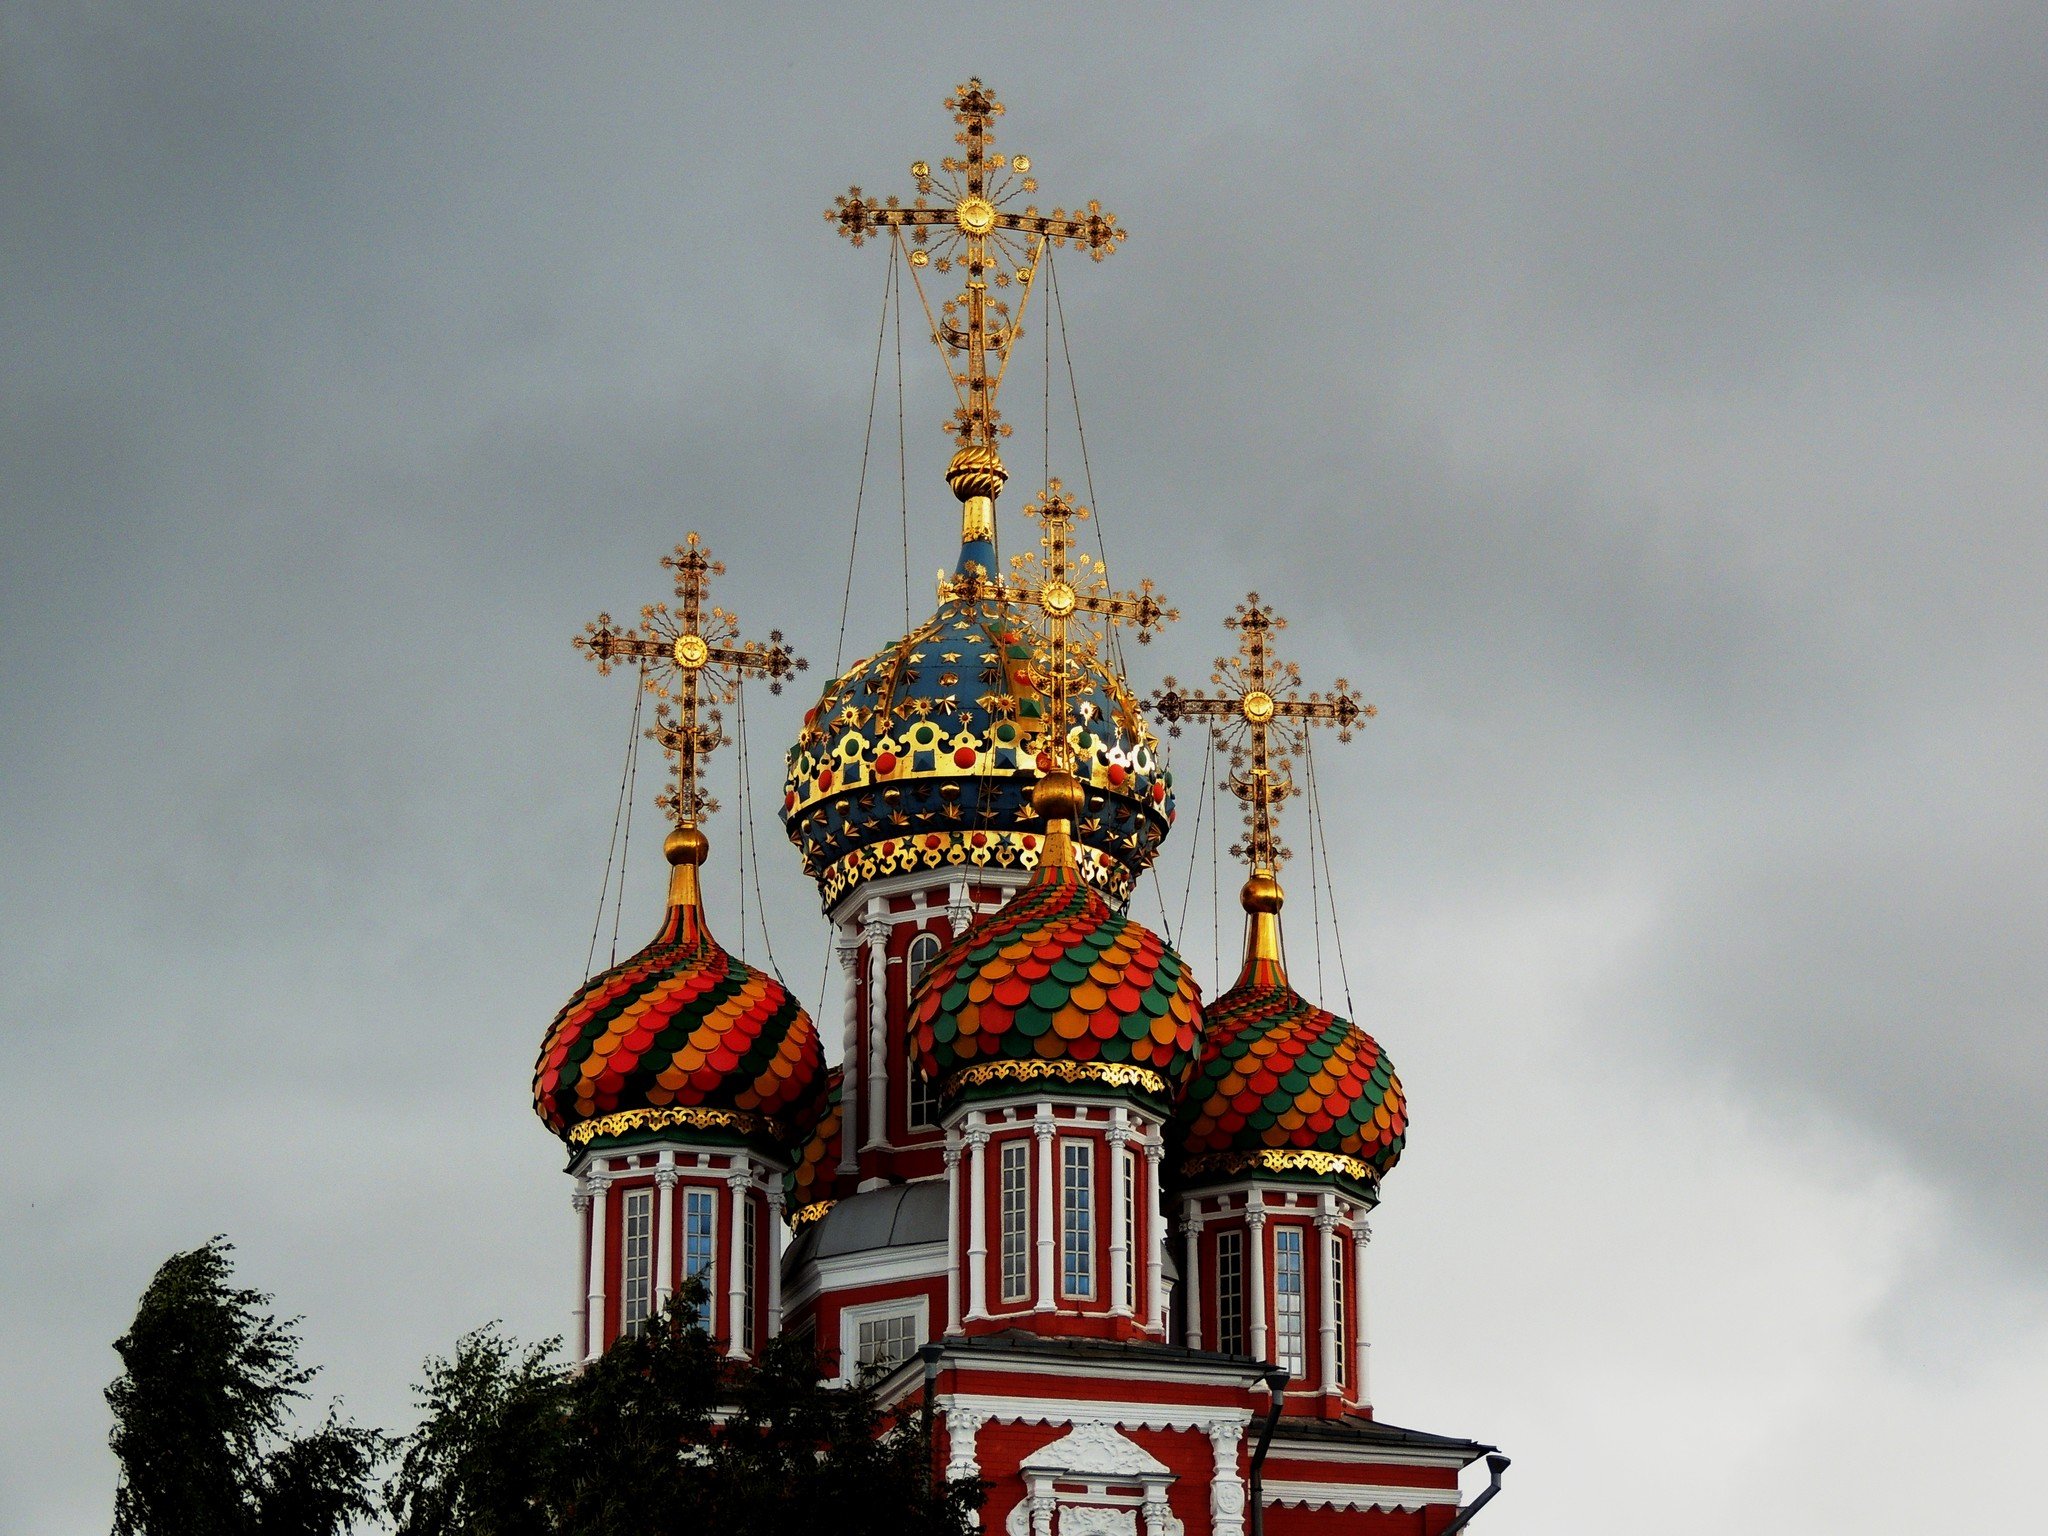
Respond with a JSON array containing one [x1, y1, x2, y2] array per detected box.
[[529, 81, 1502, 1536]]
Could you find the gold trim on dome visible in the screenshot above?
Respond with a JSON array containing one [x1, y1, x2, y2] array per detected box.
[[788, 1199, 836, 1231], [567, 1104, 785, 1148], [809, 825, 1138, 909], [1182, 1147, 1381, 1186], [950, 1058, 1169, 1096]]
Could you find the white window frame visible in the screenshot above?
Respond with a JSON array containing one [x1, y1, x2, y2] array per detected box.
[[905, 932, 944, 1129], [683, 1185, 717, 1298], [1274, 1225, 1307, 1378], [1121, 1151, 1138, 1312], [1217, 1228, 1245, 1356], [1331, 1232, 1347, 1389], [838, 1294, 931, 1384], [999, 1139, 1031, 1303], [1060, 1138, 1096, 1300], [621, 1186, 653, 1335], [742, 1202, 759, 1353]]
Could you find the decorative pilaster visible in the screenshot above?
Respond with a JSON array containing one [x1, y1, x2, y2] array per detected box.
[[862, 904, 889, 1150], [725, 1169, 751, 1357], [1315, 1206, 1340, 1396], [964, 1123, 991, 1320], [584, 1167, 612, 1361], [765, 1187, 786, 1336], [1033, 1104, 1056, 1311], [653, 1160, 678, 1310], [1181, 1205, 1203, 1351], [1353, 1219, 1373, 1407], [1144, 1136, 1166, 1333], [1029, 1490, 1056, 1536], [944, 1406, 986, 1482], [1246, 1206, 1269, 1362], [571, 1186, 592, 1357], [1206, 1420, 1247, 1536], [1108, 1108, 1131, 1317]]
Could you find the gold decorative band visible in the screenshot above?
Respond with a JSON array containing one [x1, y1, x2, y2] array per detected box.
[[950, 1058, 1170, 1098], [788, 1199, 835, 1232], [568, 1104, 783, 1148], [1181, 1147, 1380, 1186]]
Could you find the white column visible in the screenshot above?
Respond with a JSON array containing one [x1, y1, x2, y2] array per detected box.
[[1206, 1419, 1247, 1536], [836, 930, 861, 1173], [944, 1406, 985, 1482], [965, 1122, 990, 1319], [944, 1132, 965, 1330], [584, 1167, 612, 1360], [653, 1159, 677, 1311], [1182, 1202, 1203, 1351], [1108, 1108, 1131, 1317], [1033, 1104, 1056, 1311], [725, 1169, 750, 1357], [1246, 1206, 1269, 1362], [571, 1186, 592, 1356], [1142, 1486, 1174, 1536], [1354, 1219, 1373, 1407], [1144, 1135, 1166, 1333], [1315, 1205, 1340, 1397], [765, 1187, 786, 1336], [946, 878, 973, 936], [863, 903, 889, 1152], [1028, 1485, 1056, 1536]]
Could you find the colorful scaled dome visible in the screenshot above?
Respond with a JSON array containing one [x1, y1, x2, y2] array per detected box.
[[782, 452, 1172, 911], [1175, 876, 1405, 1196], [782, 1066, 843, 1229], [910, 770, 1202, 1107], [534, 826, 827, 1153]]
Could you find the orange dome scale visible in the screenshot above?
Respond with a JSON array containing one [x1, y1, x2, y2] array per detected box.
[[782, 1067, 844, 1228], [533, 830, 826, 1150]]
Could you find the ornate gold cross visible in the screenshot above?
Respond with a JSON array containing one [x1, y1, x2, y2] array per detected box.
[[1000, 480, 1174, 769], [827, 78, 1126, 449], [1150, 595, 1372, 872], [575, 533, 805, 827]]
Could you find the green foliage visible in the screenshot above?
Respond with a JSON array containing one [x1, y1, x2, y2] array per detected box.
[[389, 1285, 982, 1536], [106, 1237, 388, 1536]]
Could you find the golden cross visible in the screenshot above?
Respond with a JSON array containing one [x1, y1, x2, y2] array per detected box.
[[1150, 594, 1373, 873], [575, 532, 806, 827], [999, 480, 1175, 769], [827, 78, 1126, 449]]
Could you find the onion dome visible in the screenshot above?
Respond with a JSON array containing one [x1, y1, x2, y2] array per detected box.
[[781, 449, 1173, 912], [782, 1066, 844, 1230], [910, 770, 1202, 1108], [1174, 874, 1405, 1198], [534, 825, 827, 1155]]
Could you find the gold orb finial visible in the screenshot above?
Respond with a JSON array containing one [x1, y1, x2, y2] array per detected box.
[[665, 824, 709, 867], [1032, 769, 1087, 826], [1242, 871, 1285, 914]]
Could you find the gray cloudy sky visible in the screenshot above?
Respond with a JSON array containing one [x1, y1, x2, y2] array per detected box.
[[5, 3, 2045, 1531]]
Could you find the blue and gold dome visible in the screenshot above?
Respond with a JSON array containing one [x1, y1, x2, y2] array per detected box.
[[781, 450, 1174, 910]]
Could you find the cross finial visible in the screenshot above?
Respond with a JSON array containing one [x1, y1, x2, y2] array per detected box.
[[1000, 480, 1176, 776], [1150, 594, 1373, 876], [575, 532, 807, 828], [827, 79, 1126, 455]]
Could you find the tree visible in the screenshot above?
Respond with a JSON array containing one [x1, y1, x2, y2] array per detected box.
[[389, 1286, 982, 1536], [107, 1238, 387, 1536]]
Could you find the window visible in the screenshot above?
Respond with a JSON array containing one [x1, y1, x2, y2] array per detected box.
[[1061, 1140, 1095, 1299], [1000, 1140, 1030, 1302], [855, 1310, 920, 1369], [1331, 1234, 1347, 1389], [621, 1188, 653, 1335], [1216, 1229, 1245, 1355], [741, 1200, 758, 1353], [1121, 1151, 1138, 1311], [906, 932, 944, 1128], [684, 1187, 716, 1292], [1274, 1226, 1307, 1378]]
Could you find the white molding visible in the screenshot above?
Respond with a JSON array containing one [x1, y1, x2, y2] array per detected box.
[[1261, 1479, 1457, 1512], [828, 865, 1029, 927], [939, 1391, 1253, 1433], [1265, 1439, 1475, 1472], [784, 1237, 947, 1310]]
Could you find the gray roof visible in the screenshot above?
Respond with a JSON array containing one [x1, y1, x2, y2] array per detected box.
[[786, 1179, 949, 1270]]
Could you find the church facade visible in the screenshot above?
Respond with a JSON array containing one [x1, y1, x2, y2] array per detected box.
[[529, 81, 1497, 1536]]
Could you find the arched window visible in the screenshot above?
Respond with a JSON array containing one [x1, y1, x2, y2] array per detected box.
[[905, 931, 944, 1128]]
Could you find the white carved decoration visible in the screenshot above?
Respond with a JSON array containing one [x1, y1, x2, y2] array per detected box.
[[1058, 1509, 1135, 1536], [1020, 1421, 1171, 1479]]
